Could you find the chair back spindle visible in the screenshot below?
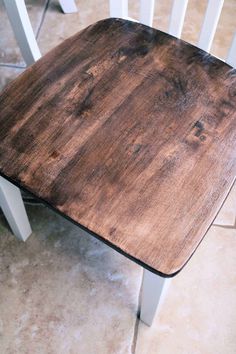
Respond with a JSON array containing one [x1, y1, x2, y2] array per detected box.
[[139, 0, 155, 27], [197, 0, 224, 52], [109, 0, 128, 19], [168, 0, 188, 38], [109, 0, 235, 67]]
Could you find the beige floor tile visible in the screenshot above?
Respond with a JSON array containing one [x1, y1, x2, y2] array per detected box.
[[0, 205, 142, 354], [38, 0, 109, 55], [0, 66, 23, 90], [0, 0, 47, 65], [213, 181, 236, 227], [136, 225, 236, 354]]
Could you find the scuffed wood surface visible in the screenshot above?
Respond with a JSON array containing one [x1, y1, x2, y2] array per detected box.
[[0, 18, 235, 276]]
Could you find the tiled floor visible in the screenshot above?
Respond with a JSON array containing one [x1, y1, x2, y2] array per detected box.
[[0, 1, 236, 353]]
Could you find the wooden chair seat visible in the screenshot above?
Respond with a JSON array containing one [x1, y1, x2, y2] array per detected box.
[[0, 18, 235, 277]]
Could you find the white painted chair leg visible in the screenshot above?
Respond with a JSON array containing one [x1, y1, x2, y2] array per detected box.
[[140, 269, 171, 326], [3, 0, 41, 66], [59, 0, 78, 13], [0, 177, 32, 241]]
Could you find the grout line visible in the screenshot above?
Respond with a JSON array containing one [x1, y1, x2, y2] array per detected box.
[[35, 0, 51, 39], [131, 272, 143, 354], [0, 63, 25, 69], [132, 316, 140, 354]]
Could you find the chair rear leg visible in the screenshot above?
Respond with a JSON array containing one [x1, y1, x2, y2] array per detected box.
[[140, 269, 171, 326], [0, 177, 32, 241], [58, 0, 78, 13]]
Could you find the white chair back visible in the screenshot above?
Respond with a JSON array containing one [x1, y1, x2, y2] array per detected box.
[[109, 0, 236, 67]]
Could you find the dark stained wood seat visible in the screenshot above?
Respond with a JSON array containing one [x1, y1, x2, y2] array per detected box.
[[0, 18, 235, 277]]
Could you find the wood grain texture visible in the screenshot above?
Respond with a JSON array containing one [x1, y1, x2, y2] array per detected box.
[[0, 18, 235, 276]]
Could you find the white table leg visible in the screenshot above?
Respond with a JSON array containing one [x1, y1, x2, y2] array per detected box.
[[59, 0, 78, 13], [3, 0, 41, 66], [0, 177, 32, 241], [140, 269, 171, 326]]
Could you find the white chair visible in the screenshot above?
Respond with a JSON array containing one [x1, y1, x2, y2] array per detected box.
[[0, 0, 235, 327], [109, 0, 236, 326], [0, 176, 32, 241]]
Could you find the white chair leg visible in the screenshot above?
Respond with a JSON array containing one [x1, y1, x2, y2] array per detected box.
[[3, 0, 41, 66], [140, 269, 171, 326], [0, 177, 32, 241], [58, 0, 78, 13]]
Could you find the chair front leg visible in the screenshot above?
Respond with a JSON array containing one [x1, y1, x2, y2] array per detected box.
[[0, 177, 32, 241], [58, 0, 78, 13], [3, 0, 41, 66], [140, 268, 171, 326]]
